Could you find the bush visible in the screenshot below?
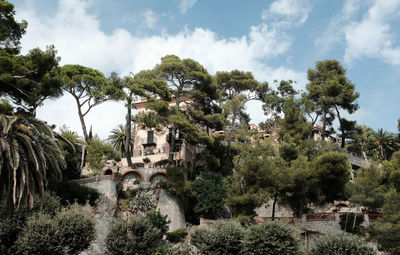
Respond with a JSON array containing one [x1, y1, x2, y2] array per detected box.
[[56, 204, 95, 254], [339, 213, 365, 234], [192, 172, 226, 219], [146, 210, 170, 235], [241, 221, 300, 255], [167, 228, 186, 243], [106, 216, 162, 255], [0, 214, 25, 255], [309, 232, 376, 255], [52, 181, 99, 206], [14, 213, 63, 255], [368, 222, 400, 255], [191, 220, 245, 255], [13, 204, 95, 255], [32, 192, 62, 216]]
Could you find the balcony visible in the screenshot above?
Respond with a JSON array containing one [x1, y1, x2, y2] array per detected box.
[[141, 136, 157, 145]]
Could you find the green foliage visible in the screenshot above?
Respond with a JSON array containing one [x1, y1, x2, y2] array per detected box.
[[14, 213, 63, 255], [0, 114, 66, 212], [241, 221, 300, 255], [56, 204, 95, 254], [105, 216, 162, 255], [108, 124, 133, 157], [0, 212, 25, 254], [339, 213, 365, 234], [0, 0, 27, 52], [129, 190, 154, 213], [166, 228, 186, 243], [86, 135, 120, 170], [51, 181, 99, 206], [61, 64, 119, 143], [311, 151, 351, 202], [369, 222, 400, 255], [225, 141, 276, 217], [146, 210, 170, 236], [13, 205, 94, 255], [191, 220, 245, 255], [192, 172, 226, 219], [309, 233, 375, 255], [0, 99, 13, 114], [58, 125, 83, 180], [349, 164, 386, 211], [304, 60, 359, 147]]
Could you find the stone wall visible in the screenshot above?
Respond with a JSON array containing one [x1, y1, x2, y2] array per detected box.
[[157, 189, 186, 231], [79, 179, 117, 255]]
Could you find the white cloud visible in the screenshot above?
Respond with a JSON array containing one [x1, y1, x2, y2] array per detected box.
[[344, 0, 400, 65], [142, 9, 158, 29], [179, 0, 197, 14], [262, 0, 312, 26], [16, 0, 305, 138], [315, 0, 400, 66]]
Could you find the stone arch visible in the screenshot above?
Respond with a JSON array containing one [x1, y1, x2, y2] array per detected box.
[[148, 171, 168, 186], [121, 169, 144, 181], [104, 169, 113, 175]]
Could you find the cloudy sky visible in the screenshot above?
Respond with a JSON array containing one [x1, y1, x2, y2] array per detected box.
[[12, 0, 400, 139]]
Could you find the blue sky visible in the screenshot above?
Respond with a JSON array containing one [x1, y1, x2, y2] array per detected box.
[[12, 0, 400, 138]]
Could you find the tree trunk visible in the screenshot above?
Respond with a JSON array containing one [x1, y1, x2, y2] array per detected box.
[[168, 124, 177, 163], [322, 111, 327, 140], [334, 105, 345, 148], [74, 97, 89, 143], [271, 193, 278, 221], [125, 97, 133, 167]]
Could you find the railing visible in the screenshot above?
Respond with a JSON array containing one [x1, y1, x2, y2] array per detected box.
[[71, 174, 114, 185], [132, 146, 168, 157], [306, 213, 336, 221], [255, 216, 295, 224], [140, 137, 158, 145]]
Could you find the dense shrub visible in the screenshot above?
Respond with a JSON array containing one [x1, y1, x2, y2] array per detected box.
[[56, 204, 95, 254], [241, 221, 300, 255], [192, 172, 226, 219], [32, 192, 62, 215], [106, 216, 162, 255], [146, 210, 170, 235], [14, 213, 63, 255], [13, 204, 95, 255], [52, 181, 99, 206], [309, 233, 376, 255], [166, 228, 186, 243], [0, 214, 25, 255], [191, 220, 245, 255]]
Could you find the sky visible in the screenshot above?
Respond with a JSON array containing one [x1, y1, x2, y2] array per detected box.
[[11, 0, 400, 139]]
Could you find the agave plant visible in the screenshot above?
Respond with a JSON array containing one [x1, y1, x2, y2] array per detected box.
[[0, 114, 66, 212]]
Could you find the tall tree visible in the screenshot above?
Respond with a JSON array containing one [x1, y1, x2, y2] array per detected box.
[[61, 65, 120, 143], [305, 60, 359, 146], [0, 46, 63, 115], [139, 55, 221, 164], [0, 0, 27, 54]]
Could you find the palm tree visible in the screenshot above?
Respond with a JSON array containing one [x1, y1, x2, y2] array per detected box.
[[108, 124, 134, 158], [375, 129, 399, 160], [0, 114, 66, 213]]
